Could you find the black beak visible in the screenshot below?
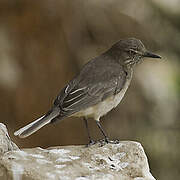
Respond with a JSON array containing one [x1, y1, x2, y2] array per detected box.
[[143, 51, 161, 59]]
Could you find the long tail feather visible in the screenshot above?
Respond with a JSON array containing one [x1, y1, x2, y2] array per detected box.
[[14, 108, 60, 138]]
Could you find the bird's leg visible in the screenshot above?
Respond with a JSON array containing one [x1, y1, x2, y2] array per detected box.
[[83, 118, 96, 146], [96, 120, 119, 144], [95, 120, 109, 143]]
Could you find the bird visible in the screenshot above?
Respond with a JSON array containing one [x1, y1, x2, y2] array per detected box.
[[14, 38, 161, 145]]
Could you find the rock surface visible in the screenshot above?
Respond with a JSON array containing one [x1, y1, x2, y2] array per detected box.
[[0, 123, 19, 155], [0, 124, 155, 180]]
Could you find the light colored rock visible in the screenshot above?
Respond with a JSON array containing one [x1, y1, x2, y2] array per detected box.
[[0, 143, 155, 180], [0, 123, 155, 180], [0, 123, 19, 155]]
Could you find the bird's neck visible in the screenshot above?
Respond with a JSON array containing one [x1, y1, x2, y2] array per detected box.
[[105, 47, 135, 69]]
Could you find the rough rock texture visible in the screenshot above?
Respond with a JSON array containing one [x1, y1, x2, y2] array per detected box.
[[0, 124, 155, 180], [0, 123, 19, 155]]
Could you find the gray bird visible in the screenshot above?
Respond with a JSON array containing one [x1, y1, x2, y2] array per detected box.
[[14, 38, 161, 144]]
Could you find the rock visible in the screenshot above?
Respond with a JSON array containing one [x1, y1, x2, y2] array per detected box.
[[0, 123, 19, 155], [0, 144, 155, 180], [0, 124, 155, 180]]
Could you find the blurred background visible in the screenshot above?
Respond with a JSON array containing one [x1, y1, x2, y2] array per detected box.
[[0, 0, 180, 179]]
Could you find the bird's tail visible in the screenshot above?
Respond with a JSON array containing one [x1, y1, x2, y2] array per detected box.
[[14, 107, 60, 138]]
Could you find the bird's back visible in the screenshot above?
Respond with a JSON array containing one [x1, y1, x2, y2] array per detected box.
[[53, 53, 131, 121], [73, 55, 133, 120]]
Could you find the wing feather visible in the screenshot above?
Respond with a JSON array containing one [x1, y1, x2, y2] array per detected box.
[[53, 59, 127, 117]]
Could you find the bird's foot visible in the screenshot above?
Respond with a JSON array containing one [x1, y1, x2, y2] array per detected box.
[[106, 138, 119, 144], [98, 138, 119, 146], [86, 139, 96, 147]]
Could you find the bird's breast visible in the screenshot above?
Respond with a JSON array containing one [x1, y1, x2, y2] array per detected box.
[[72, 72, 132, 121]]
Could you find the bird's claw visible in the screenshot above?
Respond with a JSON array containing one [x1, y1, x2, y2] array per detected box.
[[98, 138, 120, 146], [86, 139, 96, 147]]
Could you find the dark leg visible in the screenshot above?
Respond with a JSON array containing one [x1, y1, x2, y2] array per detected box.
[[96, 120, 109, 143], [96, 120, 119, 144], [83, 118, 95, 145]]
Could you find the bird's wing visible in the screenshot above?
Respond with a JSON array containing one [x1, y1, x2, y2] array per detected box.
[[54, 63, 127, 117]]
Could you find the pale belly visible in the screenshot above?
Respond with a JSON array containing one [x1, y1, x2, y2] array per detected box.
[[72, 74, 132, 121]]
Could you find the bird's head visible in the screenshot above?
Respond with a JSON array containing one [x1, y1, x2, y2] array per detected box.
[[112, 38, 161, 67]]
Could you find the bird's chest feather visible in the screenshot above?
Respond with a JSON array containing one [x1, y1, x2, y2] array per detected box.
[[73, 73, 132, 121]]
